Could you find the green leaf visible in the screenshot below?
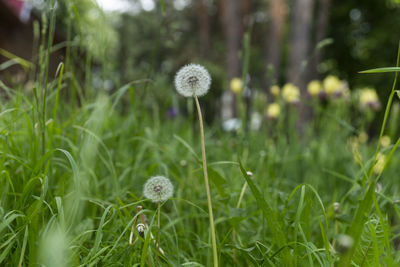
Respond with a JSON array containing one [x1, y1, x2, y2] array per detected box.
[[359, 67, 400, 73], [227, 207, 246, 226], [338, 181, 376, 267], [207, 167, 228, 199], [238, 160, 292, 266]]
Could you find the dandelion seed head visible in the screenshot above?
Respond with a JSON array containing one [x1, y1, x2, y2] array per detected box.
[[337, 234, 354, 253], [333, 202, 340, 214], [174, 64, 211, 97], [136, 223, 145, 233], [143, 175, 174, 203]]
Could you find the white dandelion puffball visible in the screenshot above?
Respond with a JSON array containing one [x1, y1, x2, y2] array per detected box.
[[174, 64, 211, 97], [143, 176, 174, 203]]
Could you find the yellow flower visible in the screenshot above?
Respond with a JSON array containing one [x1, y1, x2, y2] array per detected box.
[[266, 103, 280, 119], [359, 88, 380, 109], [270, 85, 280, 98], [373, 153, 386, 174], [358, 132, 368, 143], [380, 135, 391, 148], [307, 80, 322, 97], [230, 78, 243, 94], [282, 83, 300, 103], [323, 75, 341, 95]]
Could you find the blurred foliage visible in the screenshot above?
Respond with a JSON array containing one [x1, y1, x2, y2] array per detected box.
[[29, 0, 118, 65], [327, 0, 400, 93]]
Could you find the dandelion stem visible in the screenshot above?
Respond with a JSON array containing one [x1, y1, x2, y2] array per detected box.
[[156, 202, 161, 266], [194, 95, 218, 267]]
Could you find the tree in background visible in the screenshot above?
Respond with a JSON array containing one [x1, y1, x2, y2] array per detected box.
[[112, 0, 400, 127], [220, 0, 242, 120], [265, 0, 287, 87]]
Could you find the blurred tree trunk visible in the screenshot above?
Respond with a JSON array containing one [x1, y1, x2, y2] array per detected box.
[[197, 0, 210, 56], [220, 0, 242, 120], [309, 0, 331, 79], [265, 0, 287, 88], [242, 0, 251, 31], [288, 0, 314, 124]]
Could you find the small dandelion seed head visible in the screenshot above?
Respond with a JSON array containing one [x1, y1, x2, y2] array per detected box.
[[174, 64, 211, 97], [136, 223, 145, 233], [337, 234, 354, 254], [333, 202, 340, 214], [143, 175, 174, 203]]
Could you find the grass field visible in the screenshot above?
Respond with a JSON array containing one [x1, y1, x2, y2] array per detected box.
[[1, 4, 400, 267]]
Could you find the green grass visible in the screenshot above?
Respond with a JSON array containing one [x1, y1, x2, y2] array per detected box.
[[1, 69, 400, 266], [1, 6, 400, 267]]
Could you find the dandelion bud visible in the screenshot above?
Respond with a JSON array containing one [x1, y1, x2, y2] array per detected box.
[[375, 182, 382, 193], [143, 176, 174, 203], [174, 64, 211, 97], [380, 135, 391, 148], [250, 112, 262, 131], [358, 132, 368, 143], [337, 234, 354, 254], [373, 153, 386, 174], [334, 202, 340, 214]]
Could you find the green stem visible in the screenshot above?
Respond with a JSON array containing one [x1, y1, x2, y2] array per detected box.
[[233, 181, 248, 267], [369, 41, 400, 183], [156, 202, 161, 266], [339, 41, 400, 267], [194, 95, 218, 267], [42, 0, 56, 157]]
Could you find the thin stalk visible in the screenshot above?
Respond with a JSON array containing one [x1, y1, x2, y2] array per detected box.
[[367, 42, 400, 184], [236, 182, 248, 209], [339, 42, 400, 267], [156, 202, 161, 266], [233, 181, 248, 267], [194, 95, 218, 267], [42, 0, 56, 157]]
